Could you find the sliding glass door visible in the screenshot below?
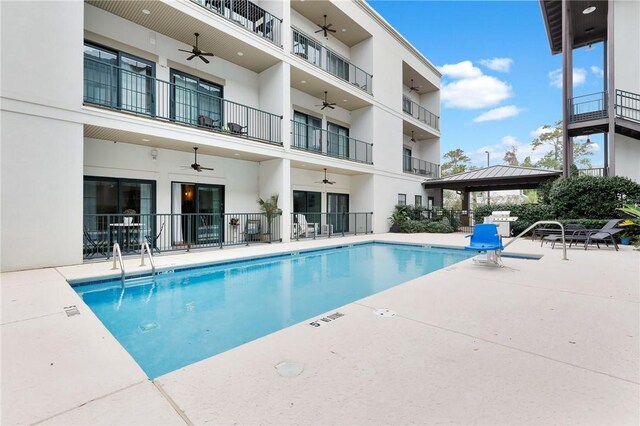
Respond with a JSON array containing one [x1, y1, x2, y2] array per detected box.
[[327, 193, 349, 233], [171, 70, 223, 127], [171, 182, 224, 245], [327, 122, 349, 159], [293, 190, 321, 226], [292, 111, 322, 152]]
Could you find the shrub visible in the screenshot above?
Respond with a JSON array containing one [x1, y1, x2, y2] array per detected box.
[[398, 220, 454, 233], [549, 176, 640, 219], [474, 203, 556, 235]]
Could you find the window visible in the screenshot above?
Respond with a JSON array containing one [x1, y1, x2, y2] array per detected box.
[[293, 190, 321, 225], [292, 31, 321, 66], [415, 195, 423, 206], [327, 122, 349, 159], [402, 96, 413, 114], [171, 70, 223, 127], [83, 42, 155, 114], [403, 147, 412, 172], [326, 51, 350, 81], [398, 194, 407, 205], [292, 111, 322, 151]]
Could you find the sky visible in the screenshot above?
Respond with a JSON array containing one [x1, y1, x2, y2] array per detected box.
[[368, 0, 606, 168]]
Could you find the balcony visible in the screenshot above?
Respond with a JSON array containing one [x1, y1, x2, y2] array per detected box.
[[191, 0, 282, 47], [291, 120, 373, 165], [83, 57, 282, 145], [292, 28, 372, 95], [402, 96, 440, 131], [569, 92, 608, 124], [403, 155, 439, 178]]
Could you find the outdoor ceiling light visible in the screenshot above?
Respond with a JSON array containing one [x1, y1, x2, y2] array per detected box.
[[585, 27, 595, 33], [142, 9, 151, 15], [237, 52, 244, 56], [583, 6, 596, 14]]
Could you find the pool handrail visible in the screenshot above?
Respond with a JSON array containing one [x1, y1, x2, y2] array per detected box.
[[140, 241, 156, 278], [111, 243, 125, 286], [503, 220, 568, 260]]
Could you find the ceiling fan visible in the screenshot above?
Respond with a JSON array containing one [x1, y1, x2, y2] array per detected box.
[[315, 15, 336, 38], [316, 168, 335, 185], [408, 78, 421, 93], [179, 33, 214, 64], [410, 130, 416, 143], [185, 147, 213, 172], [317, 91, 336, 110]]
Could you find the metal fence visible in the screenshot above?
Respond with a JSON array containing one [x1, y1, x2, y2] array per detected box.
[[83, 213, 282, 260], [292, 28, 373, 95], [402, 96, 440, 130], [291, 120, 373, 164], [290, 212, 373, 240], [424, 209, 475, 233], [577, 167, 605, 177], [84, 57, 282, 145], [616, 89, 640, 122], [569, 91, 608, 123], [403, 155, 440, 178], [192, 0, 282, 46]]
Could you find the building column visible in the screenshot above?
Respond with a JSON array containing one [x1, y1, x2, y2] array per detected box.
[[562, 0, 574, 177], [607, 0, 616, 176]]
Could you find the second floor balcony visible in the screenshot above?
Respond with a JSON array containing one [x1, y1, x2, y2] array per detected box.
[[402, 96, 440, 131], [292, 28, 373, 95], [291, 120, 373, 165], [191, 0, 282, 47], [403, 155, 439, 178], [569, 90, 640, 124], [83, 57, 282, 145]]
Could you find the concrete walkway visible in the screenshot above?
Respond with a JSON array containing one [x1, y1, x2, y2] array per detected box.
[[1, 233, 638, 425]]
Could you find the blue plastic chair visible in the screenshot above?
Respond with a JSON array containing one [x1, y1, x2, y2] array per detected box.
[[465, 224, 504, 267]]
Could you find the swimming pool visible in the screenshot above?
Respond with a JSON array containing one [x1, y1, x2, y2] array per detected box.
[[74, 242, 474, 378]]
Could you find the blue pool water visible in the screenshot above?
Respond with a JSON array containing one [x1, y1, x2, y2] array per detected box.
[[74, 243, 473, 378]]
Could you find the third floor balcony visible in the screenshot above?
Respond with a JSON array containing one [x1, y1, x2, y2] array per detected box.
[[402, 96, 440, 131], [403, 155, 440, 178], [291, 120, 373, 165], [292, 28, 373, 95]]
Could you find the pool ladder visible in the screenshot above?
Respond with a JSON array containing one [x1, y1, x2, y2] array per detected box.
[[503, 220, 568, 260], [111, 242, 156, 288]]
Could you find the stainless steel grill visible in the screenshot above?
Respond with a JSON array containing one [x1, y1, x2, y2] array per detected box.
[[485, 211, 518, 237]]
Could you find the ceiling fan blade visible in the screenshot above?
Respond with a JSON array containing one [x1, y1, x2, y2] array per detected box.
[[200, 52, 214, 57], [314, 28, 323, 33], [327, 105, 335, 109], [325, 23, 334, 28], [321, 105, 327, 110], [186, 55, 196, 61], [199, 56, 210, 64], [178, 49, 192, 53], [328, 181, 335, 184], [199, 166, 214, 171], [328, 29, 337, 33]]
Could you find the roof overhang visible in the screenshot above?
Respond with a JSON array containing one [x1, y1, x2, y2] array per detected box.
[[539, 0, 608, 54], [423, 166, 562, 192]]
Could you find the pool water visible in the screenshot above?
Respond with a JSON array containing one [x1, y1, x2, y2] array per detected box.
[[74, 243, 473, 378]]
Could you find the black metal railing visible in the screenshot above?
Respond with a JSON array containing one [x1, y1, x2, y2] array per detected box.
[[577, 167, 605, 177], [290, 212, 373, 240], [616, 89, 640, 122], [83, 212, 282, 260], [291, 120, 373, 164], [84, 57, 282, 145], [402, 96, 440, 130], [402, 155, 440, 178], [291, 28, 373, 95], [569, 91, 608, 123], [192, 0, 282, 46]]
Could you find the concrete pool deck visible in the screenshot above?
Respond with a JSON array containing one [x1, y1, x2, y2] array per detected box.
[[1, 233, 638, 425]]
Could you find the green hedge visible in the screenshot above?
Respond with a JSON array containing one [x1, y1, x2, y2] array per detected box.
[[549, 176, 640, 219], [398, 220, 455, 233]]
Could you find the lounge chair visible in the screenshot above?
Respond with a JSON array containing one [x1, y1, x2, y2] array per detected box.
[[245, 219, 261, 242], [542, 224, 588, 249], [585, 219, 624, 251], [464, 223, 504, 267]]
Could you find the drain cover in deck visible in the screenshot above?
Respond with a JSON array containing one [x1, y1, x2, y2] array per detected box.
[[275, 361, 304, 377], [373, 308, 397, 317]]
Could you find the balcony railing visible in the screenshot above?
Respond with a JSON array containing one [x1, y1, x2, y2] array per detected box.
[[402, 96, 440, 131], [402, 155, 440, 178], [291, 120, 373, 164], [577, 167, 605, 177], [569, 92, 608, 123], [290, 212, 373, 240], [616, 90, 640, 122], [84, 57, 282, 145], [191, 0, 282, 46], [291, 28, 373, 95], [83, 212, 282, 260]]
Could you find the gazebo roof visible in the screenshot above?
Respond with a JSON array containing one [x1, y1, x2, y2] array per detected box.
[[423, 165, 562, 192]]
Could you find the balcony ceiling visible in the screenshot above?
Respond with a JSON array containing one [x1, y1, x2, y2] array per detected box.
[[291, 0, 371, 47], [87, 0, 279, 73], [403, 62, 438, 94], [84, 125, 277, 162], [402, 122, 438, 141], [540, 0, 608, 54], [291, 67, 373, 111]]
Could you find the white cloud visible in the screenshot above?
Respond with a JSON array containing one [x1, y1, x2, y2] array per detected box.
[[469, 135, 554, 167], [500, 136, 518, 146], [442, 75, 513, 109], [438, 60, 482, 79], [548, 68, 587, 88], [590, 65, 604, 78], [473, 105, 523, 123], [479, 57, 513, 72]]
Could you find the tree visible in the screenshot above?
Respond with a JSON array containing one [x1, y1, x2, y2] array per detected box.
[[531, 120, 595, 169], [441, 149, 471, 176], [503, 146, 519, 166], [521, 156, 535, 168]]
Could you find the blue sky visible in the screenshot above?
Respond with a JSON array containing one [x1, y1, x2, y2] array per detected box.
[[368, 0, 605, 168]]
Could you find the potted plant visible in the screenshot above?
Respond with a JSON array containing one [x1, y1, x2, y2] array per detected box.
[[388, 205, 409, 233], [229, 217, 240, 227], [619, 232, 632, 246], [123, 209, 136, 225], [617, 204, 640, 249], [257, 194, 282, 242]]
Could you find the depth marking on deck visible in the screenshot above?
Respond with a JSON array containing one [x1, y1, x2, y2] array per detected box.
[[309, 312, 344, 327], [63, 305, 80, 317]]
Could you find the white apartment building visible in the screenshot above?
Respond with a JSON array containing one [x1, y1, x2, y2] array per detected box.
[[0, 0, 443, 272], [539, 0, 640, 179]]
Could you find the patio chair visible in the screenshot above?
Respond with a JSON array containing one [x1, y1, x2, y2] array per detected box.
[[464, 223, 504, 267], [145, 222, 165, 255], [83, 225, 108, 258], [227, 122, 248, 135], [245, 219, 261, 242], [585, 219, 624, 251]]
